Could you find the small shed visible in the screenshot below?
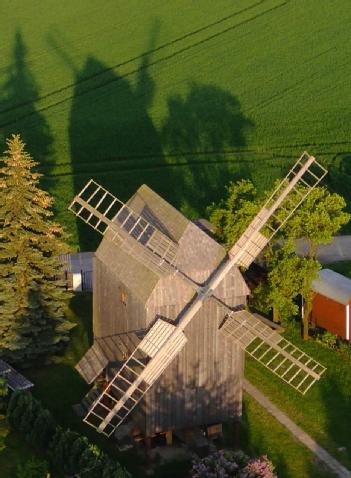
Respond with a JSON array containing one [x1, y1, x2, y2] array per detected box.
[[311, 269, 351, 341], [0, 359, 34, 391]]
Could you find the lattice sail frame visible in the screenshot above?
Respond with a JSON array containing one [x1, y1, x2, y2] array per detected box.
[[70, 152, 328, 436], [83, 319, 187, 437], [220, 309, 326, 395], [69, 180, 178, 275], [229, 152, 327, 268]]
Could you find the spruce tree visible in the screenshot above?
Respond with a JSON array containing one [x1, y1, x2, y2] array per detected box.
[[0, 134, 74, 363]]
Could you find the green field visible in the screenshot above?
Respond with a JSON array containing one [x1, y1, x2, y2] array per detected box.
[[1, 0, 351, 249]]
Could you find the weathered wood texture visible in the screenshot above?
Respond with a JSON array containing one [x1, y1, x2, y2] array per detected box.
[[90, 184, 249, 435]]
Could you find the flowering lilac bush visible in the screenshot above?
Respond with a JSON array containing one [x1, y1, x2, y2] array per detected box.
[[240, 455, 277, 478], [190, 450, 277, 478]]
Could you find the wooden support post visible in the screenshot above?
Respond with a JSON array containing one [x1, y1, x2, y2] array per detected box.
[[233, 419, 241, 449], [165, 430, 173, 446], [144, 436, 152, 468]]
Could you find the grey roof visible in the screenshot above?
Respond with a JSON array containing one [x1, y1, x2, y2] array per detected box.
[[96, 184, 248, 306], [128, 184, 189, 242], [59, 251, 93, 273], [0, 360, 10, 374], [75, 342, 109, 384], [312, 269, 351, 305], [96, 229, 159, 303], [0, 359, 34, 391]]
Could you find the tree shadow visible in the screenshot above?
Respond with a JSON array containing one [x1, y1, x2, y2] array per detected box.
[[328, 153, 351, 233], [318, 372, 351, 472], [0, 30, 53, 169], [51, 23, 163, 250], [51, 19, 255, 250], [161, 82, 254, 217]]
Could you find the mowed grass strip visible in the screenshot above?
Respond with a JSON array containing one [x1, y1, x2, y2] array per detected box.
[[241, 394, 336, 478], [245, 323, 351, 471]]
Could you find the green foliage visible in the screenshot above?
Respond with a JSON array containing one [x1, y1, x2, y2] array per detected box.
[[16, 457, 49, 478], [339, 342, 351, 360], [0, 377, 8, 399], [316, 331, 338, 349], [8, 391, 131, 477], [0, 415, 9, 453], [208, 176, 349, 338], [17, 396, 41, 438], [284, 187, 350, 257], [27, 407, 56, 449], [7, 391, 33, 429], [207, 179, 259, 247], [0, 135, 74, 364], [0, 377, 8, 412]]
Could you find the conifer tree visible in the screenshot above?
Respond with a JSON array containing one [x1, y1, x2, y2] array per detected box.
[[0, 134, 74, 363]]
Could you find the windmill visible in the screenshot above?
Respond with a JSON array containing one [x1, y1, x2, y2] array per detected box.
[[69, 152, 327, 438]]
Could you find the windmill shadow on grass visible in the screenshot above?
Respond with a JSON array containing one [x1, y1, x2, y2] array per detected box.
[[161, 82, 254, 218], [0, 30, 53, 173], [47, 24, 164, 251], [318, 372, 351, 471], [49, 20, 255, 250]]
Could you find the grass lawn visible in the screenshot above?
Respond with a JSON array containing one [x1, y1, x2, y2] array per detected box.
[[1, 0, 351, 250], [326, 261, 351, 279], [245, 322, 351, 472], [240, 394, 334, 478]]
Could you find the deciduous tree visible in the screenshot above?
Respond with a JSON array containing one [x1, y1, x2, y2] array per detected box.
[[208, 178, 350, 339]]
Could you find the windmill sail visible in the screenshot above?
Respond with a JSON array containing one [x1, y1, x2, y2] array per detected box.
[[219, 308, 326, 394], [83, 319, 187, 436], [229, 152, 327, 268], [69, 180, 178, 275]]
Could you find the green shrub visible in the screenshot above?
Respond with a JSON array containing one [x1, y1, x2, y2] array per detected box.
[[0, 416, 9, 453], [28, 408, 56, 449], [317, 331, 338, 349], [16, 457, 49, 478], [339, 342, 351, 360], [7, 391, 33, 429], [0, 377, 8, 412], [8, 391, 131, 478]]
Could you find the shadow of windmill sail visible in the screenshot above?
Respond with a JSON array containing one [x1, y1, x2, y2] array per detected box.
[[47, 24, 164, 251], [0, 30, 53, 171]]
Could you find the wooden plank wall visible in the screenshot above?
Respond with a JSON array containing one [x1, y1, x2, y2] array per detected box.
[[144, 298, 244, 435]]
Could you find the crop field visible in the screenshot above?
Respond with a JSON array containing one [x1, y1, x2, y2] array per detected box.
[[1, 0, 351, 249]]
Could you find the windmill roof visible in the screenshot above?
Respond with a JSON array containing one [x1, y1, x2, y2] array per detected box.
[[312, 269, 351, 305], [96, 184, 249, 304]]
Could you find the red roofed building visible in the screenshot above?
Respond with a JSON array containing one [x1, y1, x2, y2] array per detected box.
[[311, 269, 351, 341]]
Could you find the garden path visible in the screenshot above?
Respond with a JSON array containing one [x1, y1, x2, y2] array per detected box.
[[296, 236, 351, 264], [243, 379, 351, 478]]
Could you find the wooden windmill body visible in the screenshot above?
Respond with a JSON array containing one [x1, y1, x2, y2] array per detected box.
[[71, 153, 328, 439]]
